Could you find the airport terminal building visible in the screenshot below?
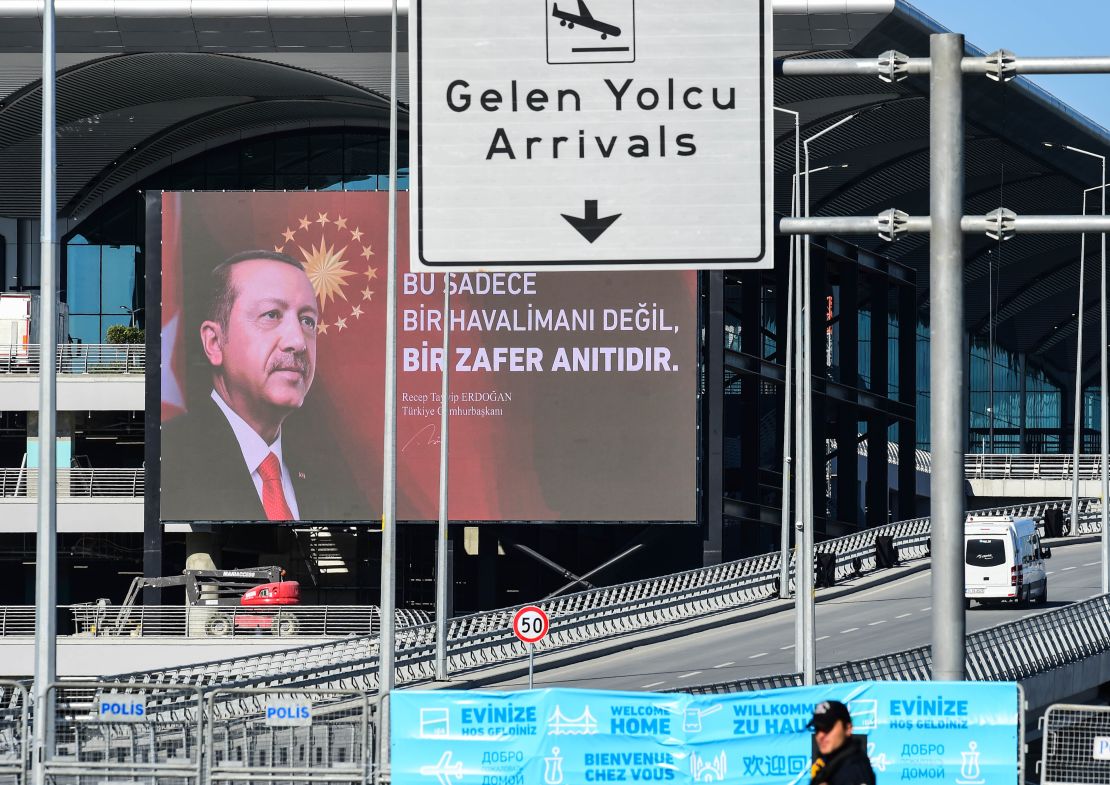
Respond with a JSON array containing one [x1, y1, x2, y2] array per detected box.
[[0, 0, 1105, 613]]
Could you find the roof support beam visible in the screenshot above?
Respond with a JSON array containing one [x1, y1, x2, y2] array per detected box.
[[780, 213, 1110, 236], [0, 0, 895, 20]]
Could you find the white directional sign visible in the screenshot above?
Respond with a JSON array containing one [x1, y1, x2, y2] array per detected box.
[[410, 0, 773, 271]]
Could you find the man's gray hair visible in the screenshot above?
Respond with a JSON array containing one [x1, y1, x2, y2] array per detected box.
[[206, 250, 306, 331]]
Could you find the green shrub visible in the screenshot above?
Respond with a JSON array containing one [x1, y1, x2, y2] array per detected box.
[[106, 325, 145, 344]]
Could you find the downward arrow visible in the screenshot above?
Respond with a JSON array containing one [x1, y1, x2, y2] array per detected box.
[[561, 200, 622, 243]]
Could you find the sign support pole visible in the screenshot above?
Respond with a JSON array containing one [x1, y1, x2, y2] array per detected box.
[[435, 281, 450, 681], [928, 33, 967, 681], [377, 0, 400, 778], [32, 2, 58, 784], [528, 643, 534, 690], [776, 107, 800, 602]]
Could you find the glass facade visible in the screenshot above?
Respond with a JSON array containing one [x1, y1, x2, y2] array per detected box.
[[913, 330, 1064, 454], [966, 340, 1062, 454], [62, 127, 407, 342]]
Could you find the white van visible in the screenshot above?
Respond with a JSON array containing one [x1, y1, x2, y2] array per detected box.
[[964, 515, 1051, 608]]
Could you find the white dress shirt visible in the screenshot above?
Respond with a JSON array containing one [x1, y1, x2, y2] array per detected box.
[[210, 389, 301, 520]]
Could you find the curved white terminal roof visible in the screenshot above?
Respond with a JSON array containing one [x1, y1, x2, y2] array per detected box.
[[0, 0, 1104, 386]]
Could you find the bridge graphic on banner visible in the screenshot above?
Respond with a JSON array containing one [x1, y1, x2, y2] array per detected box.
[[546, 705, 598, 735]]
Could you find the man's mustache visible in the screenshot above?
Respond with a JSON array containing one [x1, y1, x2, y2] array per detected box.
[[268, 353, 309, 376]]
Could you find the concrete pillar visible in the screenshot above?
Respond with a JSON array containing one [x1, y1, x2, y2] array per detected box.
[[0, 217, 16, 291], [898, 285, 918, 520], [16, 219, 38, 290], [703, 271, 724, 566]]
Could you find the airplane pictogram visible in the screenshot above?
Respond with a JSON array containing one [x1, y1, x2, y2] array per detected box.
[[419, 751, 464, 785], [551, 1, 622, 39]]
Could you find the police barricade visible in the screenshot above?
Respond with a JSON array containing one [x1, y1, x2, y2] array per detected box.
[[1041, 703, 1110, 785], [205, 688, 373, 785], [0, 682, 28, 785], [43, 681, 203, 785]]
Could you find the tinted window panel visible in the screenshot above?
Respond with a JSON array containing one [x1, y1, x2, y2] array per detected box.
[[965, 538, 1006, 566]]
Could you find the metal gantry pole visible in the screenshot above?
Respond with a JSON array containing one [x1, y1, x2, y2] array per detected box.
[[377, 0, 400, 777], [800, 173, 815, 684], [928, 32, 967, 682], [435, 280, 450, 681], [1102, 157, 1109, 592], [1072, 190, 1088, 538], [793, 206, 805, 673], [32, 1, 57, 783]]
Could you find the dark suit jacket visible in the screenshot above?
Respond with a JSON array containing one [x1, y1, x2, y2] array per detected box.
[[160, 396, 363, 522]]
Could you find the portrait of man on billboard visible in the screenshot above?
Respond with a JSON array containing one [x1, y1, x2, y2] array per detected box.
[[158, 190, 697, 524], [161, 249, 341, 521]]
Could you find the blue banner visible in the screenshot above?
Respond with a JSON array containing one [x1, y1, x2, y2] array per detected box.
[[392, 682, 1018, 784]]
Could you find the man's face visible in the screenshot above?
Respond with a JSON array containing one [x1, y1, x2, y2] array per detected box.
[[204, 258, 319, 421], [815, 719, 851, 756]]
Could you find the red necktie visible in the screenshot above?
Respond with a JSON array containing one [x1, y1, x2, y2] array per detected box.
[[258, 452, 294, 521]]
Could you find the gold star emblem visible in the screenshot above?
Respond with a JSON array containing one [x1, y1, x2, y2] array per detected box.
[[298, 238, 356, 309], [361, 245, 374, 260], [298, 215, 311, 231], [282, 227, 296, 243], [361, 287, 374, 301], [351, 305, 364, 319], [274, 245, 284, 253], [335, 215, 348, 230], [335, 316, 348, 332], [364, 266, 378, 280], [316, 212, 330, 226], [317, 321, 329, 335], [350, 228, 363, 242]]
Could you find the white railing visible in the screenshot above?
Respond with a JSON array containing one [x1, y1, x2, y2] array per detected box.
[[0, 344, 145, 375], [0, 605, 429, 638], [0, 468, 144, 498], [98, 498, 1098, 695], [965, 453, 1103, 481]]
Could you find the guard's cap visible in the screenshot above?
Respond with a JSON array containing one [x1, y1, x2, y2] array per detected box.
[[807, 700, 851, 732]]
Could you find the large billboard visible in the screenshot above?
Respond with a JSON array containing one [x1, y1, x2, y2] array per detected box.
[[157, 191, 696, 523]]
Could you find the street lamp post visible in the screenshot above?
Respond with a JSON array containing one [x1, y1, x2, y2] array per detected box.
[[799, 113, 857, 685], [119, 305, 143, 328], [1046, 142, 1107, 587], [774, 107, 800, 604], [1070, 184, 1105, 538]]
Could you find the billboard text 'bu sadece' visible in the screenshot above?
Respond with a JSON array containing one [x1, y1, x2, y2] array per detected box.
[[157, 192, 697, 523]]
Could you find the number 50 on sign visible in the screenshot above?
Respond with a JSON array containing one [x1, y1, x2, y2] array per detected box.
[[513, 606, 550, 644]]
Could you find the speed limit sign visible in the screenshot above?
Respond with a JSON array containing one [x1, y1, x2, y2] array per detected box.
[[512, 605, 549, 644]]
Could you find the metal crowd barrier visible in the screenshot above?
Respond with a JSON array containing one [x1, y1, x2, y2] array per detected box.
[[32, 683, 377, 785], [101, 498, 1096, 698], [43, 681, 203, 785], [0, 682, 27, 785], [0, 344, 145, 375], [1040, 703, 1110, 785], [206, 688, 372, 785]]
